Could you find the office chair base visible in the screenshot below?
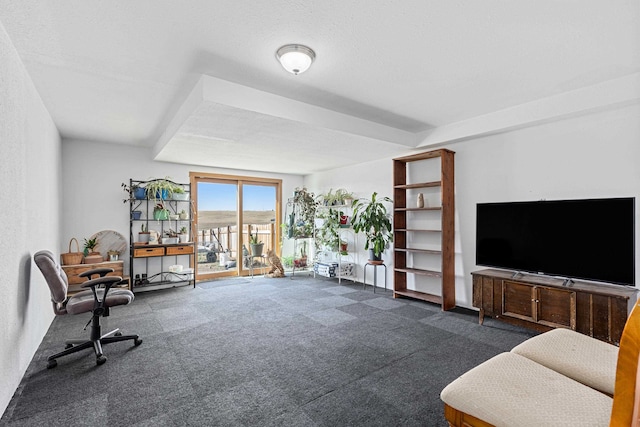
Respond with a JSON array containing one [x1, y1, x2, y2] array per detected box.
[[47, 330, 142, 368]]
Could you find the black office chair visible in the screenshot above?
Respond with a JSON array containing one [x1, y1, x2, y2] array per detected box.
[[34, 250, 142, 368]]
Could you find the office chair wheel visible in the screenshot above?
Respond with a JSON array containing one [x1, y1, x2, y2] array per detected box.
[[65, 343, 73, 349], [134, 338, 143, 346], [47, 359, 57, 369], [115, 331, 122, 337], [96, 355, 107, 366]]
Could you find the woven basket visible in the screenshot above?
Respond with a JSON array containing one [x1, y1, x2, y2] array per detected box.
[[61, 238, 84, 265]]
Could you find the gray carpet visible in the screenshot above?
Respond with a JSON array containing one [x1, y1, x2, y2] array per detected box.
[[1, 275, 536, 426]]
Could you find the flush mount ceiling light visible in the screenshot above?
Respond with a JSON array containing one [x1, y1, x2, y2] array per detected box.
[[276, 44, 315, 75]]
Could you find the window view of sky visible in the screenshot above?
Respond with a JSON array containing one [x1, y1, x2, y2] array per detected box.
[[197, 182, 275, 211]]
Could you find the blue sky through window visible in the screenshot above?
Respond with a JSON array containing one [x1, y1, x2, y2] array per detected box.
[[197, 182, 275, 211]]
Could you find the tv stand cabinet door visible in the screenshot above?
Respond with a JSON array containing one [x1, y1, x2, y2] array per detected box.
[[502, 281, 535, 322], [535, 286, 576, 329], [502, 281, 577, 330]]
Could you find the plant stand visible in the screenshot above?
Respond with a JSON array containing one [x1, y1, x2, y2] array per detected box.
[[363, 261, 387, 293]]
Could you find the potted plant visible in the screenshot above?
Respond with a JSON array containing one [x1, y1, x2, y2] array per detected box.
[[163, 229, 179, 244], [339, 239, 348, 254], [249, 230, 264, 257], [334, 188, 355, 206], [83, 237, 103, 264], [339, 211, 349, 227], [289, 187, 318, 237], [121, 182, 146, 201], [179, 209, 189, 220], [179, 226, 189, 243], [83, 237, 98, 256], [153, 203, 169, 220], [315, 208, 340, 252], [298, 240, 308, 267], [107, 250, 120, 261], [351, 192, 393, 262], [172, 185, 189, 200], [146, 177, 176, 203], [319, 188, 336, 206], [139, 224, 150, 243]]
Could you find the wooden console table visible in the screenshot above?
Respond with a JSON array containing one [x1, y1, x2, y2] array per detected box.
[[472, 269, 638, 345], [61, 260, 129, 296]]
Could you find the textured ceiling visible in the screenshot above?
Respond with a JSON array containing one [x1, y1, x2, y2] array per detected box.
[[1, 1, 639, 174]]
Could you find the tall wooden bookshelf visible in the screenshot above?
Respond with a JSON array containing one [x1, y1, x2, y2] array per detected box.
[[393, 149, 455, 310]]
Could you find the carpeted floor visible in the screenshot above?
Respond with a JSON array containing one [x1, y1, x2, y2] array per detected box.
[[1, 275, 537, 426]]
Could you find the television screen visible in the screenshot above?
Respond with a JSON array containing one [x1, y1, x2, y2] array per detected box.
[[476, 198, 635, 285]]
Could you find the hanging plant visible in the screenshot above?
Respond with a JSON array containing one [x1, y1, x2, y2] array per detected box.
[[145, 177, 177, 203], [285, 187, 318, 238], [315, 207, 340, 251]]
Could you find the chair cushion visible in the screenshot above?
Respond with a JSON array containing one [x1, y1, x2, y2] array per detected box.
[[440, 352, 612, 427], [66, 289, 134, 315], [511, 328, 618, 395]]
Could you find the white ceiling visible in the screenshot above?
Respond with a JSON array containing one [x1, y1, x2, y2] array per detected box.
[[1, 1, 639, 174]]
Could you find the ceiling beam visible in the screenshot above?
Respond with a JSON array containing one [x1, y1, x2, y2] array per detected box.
[[416, 73, 640, 146]]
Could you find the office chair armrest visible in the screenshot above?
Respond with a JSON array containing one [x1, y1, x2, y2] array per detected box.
[[81, 275, 122, 289], [79, 267, 114, 279], [81, 275, 123, 310]]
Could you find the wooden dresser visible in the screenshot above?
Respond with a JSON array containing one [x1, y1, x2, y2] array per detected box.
[[61, 260, 130, 296]]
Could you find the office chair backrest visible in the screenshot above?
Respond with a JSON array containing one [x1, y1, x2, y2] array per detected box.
[[34, 250, 69, 306]]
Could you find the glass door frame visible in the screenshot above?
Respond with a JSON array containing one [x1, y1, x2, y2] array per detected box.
[[190, 172, 282, 281]]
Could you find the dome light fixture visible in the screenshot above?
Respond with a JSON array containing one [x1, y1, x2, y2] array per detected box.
[[276, 44, 316, 75]]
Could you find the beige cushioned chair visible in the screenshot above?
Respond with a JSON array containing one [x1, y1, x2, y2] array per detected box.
[[441, 300, 640, 426]]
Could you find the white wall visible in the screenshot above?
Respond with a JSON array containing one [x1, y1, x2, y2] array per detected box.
[[0, 22, 61, 417], [305, 103, 640, 308], [449, 103, 640, 306], [61, 139, 304, 273]]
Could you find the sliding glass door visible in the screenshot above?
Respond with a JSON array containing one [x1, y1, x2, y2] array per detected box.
[[190, 173, 281, 281], [195, 181, 238, 277]]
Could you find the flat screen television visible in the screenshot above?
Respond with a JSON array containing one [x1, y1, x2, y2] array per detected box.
[[476, 197, 635, 286]]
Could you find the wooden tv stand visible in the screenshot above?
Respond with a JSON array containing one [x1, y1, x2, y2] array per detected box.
[[471, 269, 638, 345]]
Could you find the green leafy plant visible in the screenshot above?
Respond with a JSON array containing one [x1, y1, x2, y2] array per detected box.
[[249, 229, 261, 245], [351, 192, 393, 258], [284, 187, 318, 238], [164, 229, 179, 238], [319, 188, 336, 206], [83, 237, 97, 251], [121, 182, 145, 203], [339, 239, 348, 255], [320, 188, 354, 206], [145, 177, 176, 203], [280, 255, 294, 268], [153, 203, 170, 220], [83, 237, 98, 255], [179, 226, 187, 234], [140, 223, 148, 233], [315, 207, 340, 251], [334, 188, 354, 205]]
